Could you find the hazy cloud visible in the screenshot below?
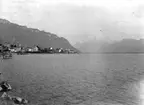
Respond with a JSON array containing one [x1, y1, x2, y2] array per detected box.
[[133, 5, 144, 18], [0, 0, 144, 44]]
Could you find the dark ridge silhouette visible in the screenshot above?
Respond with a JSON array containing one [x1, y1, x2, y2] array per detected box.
[[0, 18, 79, 52]]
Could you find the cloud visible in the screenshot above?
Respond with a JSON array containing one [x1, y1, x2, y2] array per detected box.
[[0, 0, 144, 44], [133, 5, 144, 18]]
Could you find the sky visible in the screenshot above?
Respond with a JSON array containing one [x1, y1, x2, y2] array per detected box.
[[0, 0, 144, 45]]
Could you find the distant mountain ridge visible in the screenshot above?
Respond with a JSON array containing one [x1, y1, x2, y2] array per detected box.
[[0, 18, 78, 51], [75, 39, 144, 53], [102, 39, 144, 53]]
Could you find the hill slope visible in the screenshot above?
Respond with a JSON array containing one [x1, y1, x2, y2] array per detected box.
[[0, 18, 78, 51]]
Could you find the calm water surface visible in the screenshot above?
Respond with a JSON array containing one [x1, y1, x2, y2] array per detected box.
[[0, 54, 144, 105]]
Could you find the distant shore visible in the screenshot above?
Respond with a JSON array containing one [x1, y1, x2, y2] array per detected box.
[[81, 52, 144, 54]]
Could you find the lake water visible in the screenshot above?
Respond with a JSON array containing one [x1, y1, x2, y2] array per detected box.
[[0, 54, 144, 105]]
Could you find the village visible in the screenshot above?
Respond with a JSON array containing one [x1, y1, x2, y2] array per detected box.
[[0, 42, 78, 56]]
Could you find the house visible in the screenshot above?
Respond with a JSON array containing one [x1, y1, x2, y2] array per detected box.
[[25, 47, 33, 52], [3, 42, 11, 48], [32, 46, 39, 52], [28, 48, 33, 52], [9, 47, 22, 53], [25, 46, 40, 53], [64, 49, 77, 54], [55, 48, 64, 53], [49, 47, 53, 50], [47, 47, 54, 53]]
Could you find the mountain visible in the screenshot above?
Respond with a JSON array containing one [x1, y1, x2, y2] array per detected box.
[[0, 18, 78, 51], [74, 40, 109, 53], [75, 39, 144, 53], [102, 39, 144, 53]]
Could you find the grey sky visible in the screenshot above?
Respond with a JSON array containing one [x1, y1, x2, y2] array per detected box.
[[0, 0, 144, 45]]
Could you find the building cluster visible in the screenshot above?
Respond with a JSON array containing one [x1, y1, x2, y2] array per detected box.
[[0, 42, 78, 55]]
